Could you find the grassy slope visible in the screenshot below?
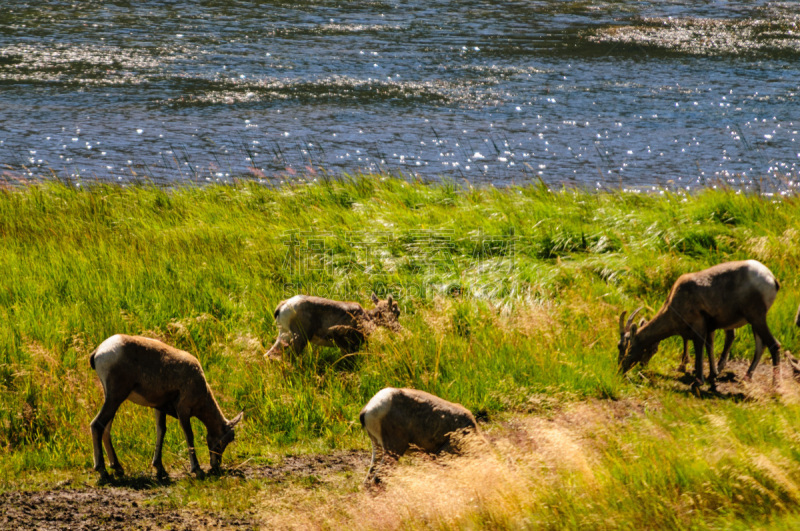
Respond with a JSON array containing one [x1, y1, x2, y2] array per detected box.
[[1, 178, 799, 529]]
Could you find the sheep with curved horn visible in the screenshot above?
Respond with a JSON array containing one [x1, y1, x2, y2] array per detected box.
[[618, 260, 782, 392], [89, 335, 243, 482], [622, 310, 737, 373]]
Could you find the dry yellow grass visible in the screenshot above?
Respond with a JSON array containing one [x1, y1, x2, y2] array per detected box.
[[253, 400, 642, 530]]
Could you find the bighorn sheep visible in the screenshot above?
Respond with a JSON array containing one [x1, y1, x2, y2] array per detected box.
[[265, 293, 401, 360], [359, 387, 478, 482], [618, 260, 782, 391], [632, 319, 736, 374], [89, 335, 243, 481]]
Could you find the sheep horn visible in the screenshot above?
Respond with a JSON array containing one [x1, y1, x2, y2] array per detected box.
[[626, 307, 643, 331]]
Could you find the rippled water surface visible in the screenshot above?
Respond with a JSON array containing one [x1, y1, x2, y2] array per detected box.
[[2, 1, 799, 189]]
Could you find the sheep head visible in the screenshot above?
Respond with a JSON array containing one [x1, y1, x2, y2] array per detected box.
[[618, 308, 658, 373], [368, 293, 401, 331], [208, 411, 243, 472]]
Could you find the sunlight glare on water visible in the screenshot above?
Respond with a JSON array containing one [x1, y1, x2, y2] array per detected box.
[[0, 0, 798, 191]]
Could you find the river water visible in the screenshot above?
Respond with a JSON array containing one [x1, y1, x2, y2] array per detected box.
[[1, 1, 799, 190]]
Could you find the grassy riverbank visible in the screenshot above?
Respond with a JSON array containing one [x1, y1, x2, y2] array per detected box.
[[1, 177, 800, 529]]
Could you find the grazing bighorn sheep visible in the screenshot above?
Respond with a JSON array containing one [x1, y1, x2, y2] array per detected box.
[[359, 387, 478, 482], [618, 260, 782, 391], [265, 293, 401, 360], [89, 335, 243, 481], [632, 314, 736, 374]]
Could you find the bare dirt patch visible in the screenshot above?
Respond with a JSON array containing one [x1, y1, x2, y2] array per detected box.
[[236, 449, 368, 481], [0, 451, 369, 531], [0, 487, 241, 531]]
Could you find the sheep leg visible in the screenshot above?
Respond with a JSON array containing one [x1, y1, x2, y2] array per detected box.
[[691, 334, 706, 393], [152, 408, 169, 480], [265, 331, 294, 360], [364, 434, 381, 483], [744, 334, 765, 381], [264, 337, 285, 360], [102, 418, 124, 476], [330, 325, 365, 354], [90, 395, 126, 480], [678, 338, 690, 373], [177, 412, 203, 477], [747, 319, 782, 384], [715, 330, 735, 373], [705, 330, 717, 391], [287, 334, 308, 357]]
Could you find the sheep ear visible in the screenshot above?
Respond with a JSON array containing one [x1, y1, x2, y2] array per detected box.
[[371, 292, 379, 304], [387, 294, 393, 305], [230, 411, 244, 428], [630, 323, 638, 338]]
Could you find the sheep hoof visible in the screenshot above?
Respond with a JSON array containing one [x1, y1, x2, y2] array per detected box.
[[111, 464, 125, 477], [690, 380, 702, 397], [192, 468, 206, 479], [364, 474, 382, 488], [97, 470, 111, 485]]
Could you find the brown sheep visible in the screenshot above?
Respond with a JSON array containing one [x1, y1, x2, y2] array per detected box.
[[359, 387, 478, 482], [265, 293, 400, 360], [89, 335, 242, 481], [619, 260, 781, 392]]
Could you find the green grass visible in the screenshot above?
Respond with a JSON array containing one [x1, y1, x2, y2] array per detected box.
[[1, 177, 800, 528]]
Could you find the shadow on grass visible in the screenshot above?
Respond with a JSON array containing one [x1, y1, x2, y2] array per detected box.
[[96, 467, 238, 489], [637, 370, 749, 402], [97, 473, 169, 490]]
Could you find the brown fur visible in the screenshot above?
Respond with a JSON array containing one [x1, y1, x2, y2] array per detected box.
[[619, 260, 781, 390], [89, 335, 242, 481], [265, 293, 400, 359], [360, 388, 478, 482]]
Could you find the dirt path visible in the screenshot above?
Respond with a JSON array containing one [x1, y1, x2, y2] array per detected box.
[[1, 487, 199, 531], [0, 451, 368, 531]]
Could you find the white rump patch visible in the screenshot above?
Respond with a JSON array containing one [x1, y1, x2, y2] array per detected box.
[[92, 334, 126, 385], [362, 387, 397, 447], [745, 260, 779, 307], [275, 295, 304, 332]]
